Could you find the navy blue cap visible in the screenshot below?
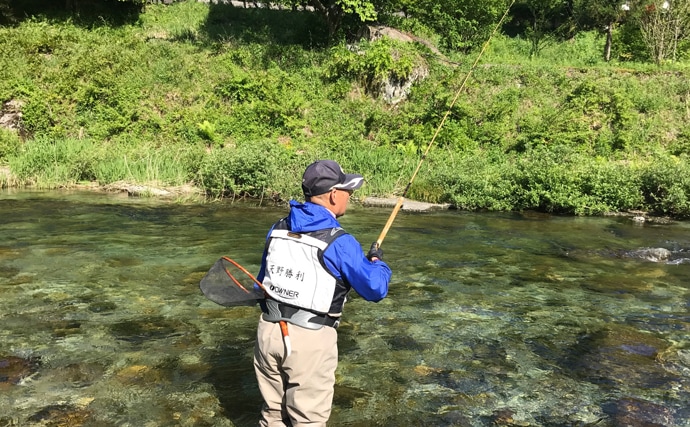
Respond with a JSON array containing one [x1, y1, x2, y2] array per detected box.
[[302, 160, 364, 197]]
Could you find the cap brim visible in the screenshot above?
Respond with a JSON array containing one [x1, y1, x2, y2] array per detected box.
[[332, 174, 364, 191]]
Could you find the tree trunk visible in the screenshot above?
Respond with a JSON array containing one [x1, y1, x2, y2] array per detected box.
[[309, 0, 341, 39], [604, 23, 613, 62]]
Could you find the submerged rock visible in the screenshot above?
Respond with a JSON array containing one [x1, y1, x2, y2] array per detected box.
[[559, 327, 676, 389], [27, 404, 92, 426], [87, 300, 118, 313], [622, 247, 672, 263], [602, 397, 674, 427], [332, 383, 371, 409], [115, 364, 167, 385], [0, 264, 20, 279], [42, 362, 107, 388], [489, 408, 531, 426], [0, 354, 40, 389], [110, 316, 195, 344]]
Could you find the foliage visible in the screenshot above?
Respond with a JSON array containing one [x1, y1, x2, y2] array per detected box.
[[509, 147, 643, 214], [325, 38, 420, 96], [0, 0, 13, 25], [418, 146, 664, 216], [635, 0, 690, 64], [640, 154, 690, 217], [616, 19, 650, 61], [196, 140, 294, 199], [573, 0, 622, 30], [297, 0, 378, 37], [1, 2, 690, 217], [0, 128, 21, 160], [573, 0, 629, 61], [508, 0, 573, 57], [213, 64, 309, 138], [404, 0, 511, 52]]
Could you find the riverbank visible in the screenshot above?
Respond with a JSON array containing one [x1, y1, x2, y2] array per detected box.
[[3, 172, 679, 226], [1, 2, 689, 218]]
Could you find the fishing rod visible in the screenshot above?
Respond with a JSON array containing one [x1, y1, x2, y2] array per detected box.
[[375, 0, 516, 248]]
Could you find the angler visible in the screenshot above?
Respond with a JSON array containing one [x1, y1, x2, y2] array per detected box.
[[255, 160, 392, 427]]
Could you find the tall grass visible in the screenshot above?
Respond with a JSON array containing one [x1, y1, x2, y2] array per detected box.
[[7, 138, 201, 188]]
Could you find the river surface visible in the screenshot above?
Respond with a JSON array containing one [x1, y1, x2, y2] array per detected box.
[[1, 190, 689, 427]]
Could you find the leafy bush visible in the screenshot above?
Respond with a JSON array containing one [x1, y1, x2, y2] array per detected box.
[[325, 38, 421, 97], [0, 128, 21, 160], [416, 148, 517, 210], [578, 160, 644, 213], [640, 155, 690, 217], [196, 140, 294, 199], [214, 65, 308, 138], [417, 147, 647, 215]]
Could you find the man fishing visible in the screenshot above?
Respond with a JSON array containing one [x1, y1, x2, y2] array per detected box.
[[254, 159, 392, 427]]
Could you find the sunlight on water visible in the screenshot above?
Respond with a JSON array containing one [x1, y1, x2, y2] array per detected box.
[[1, 190, 688, 426]]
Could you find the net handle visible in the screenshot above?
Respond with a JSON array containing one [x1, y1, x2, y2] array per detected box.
[[221, 256, 265, 292]]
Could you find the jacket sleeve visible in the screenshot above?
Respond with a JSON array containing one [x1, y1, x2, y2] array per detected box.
[[322, 234, 391, 302]]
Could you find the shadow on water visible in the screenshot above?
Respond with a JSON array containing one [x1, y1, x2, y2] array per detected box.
[[204, 337, 262, 426]]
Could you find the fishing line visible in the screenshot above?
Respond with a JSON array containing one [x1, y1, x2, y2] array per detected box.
[[201, 2, 517, 356], [376, 0, 516, 248]]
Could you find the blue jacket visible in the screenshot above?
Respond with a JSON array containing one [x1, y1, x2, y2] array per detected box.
[[258, 200, 391, 302]]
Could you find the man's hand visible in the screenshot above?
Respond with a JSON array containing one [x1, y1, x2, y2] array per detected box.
[[366, 242, 384, 261]]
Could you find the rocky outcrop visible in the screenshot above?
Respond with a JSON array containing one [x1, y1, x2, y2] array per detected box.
[[0, 99, 25, 136], [356, 25, 434, 104]]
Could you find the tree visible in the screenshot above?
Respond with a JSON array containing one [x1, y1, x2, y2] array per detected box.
[[306, 0, 378, 37], [635, 0, 690, 63], [0, 0, 13, 25], [374, 0, 414, 16], [574, 0, 630, 61], [405, 0, 511, 51], [508, 0, 570, 56]]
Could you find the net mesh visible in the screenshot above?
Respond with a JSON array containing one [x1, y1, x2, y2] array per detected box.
[[199, 257, 265, 307]]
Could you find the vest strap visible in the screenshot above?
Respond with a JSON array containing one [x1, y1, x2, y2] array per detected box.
[[262, 299, 340, 329]]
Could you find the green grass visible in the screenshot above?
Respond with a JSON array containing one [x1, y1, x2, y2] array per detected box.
[[1, 1, 690, 216]]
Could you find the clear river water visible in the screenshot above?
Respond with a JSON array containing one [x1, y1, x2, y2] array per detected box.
[[1, 190, 689, 427]]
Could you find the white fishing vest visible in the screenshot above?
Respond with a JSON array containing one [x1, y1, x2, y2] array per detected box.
[[262, 227, 346, 315]]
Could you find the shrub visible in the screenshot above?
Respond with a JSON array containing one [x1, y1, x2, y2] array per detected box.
[[417, 148, 517, 210], [641, 155, 690, 217], [325, 38, 422, 97], [0, 128, 21, 160], [214, 66, 308, 138], [196, 140, 294, 199]]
